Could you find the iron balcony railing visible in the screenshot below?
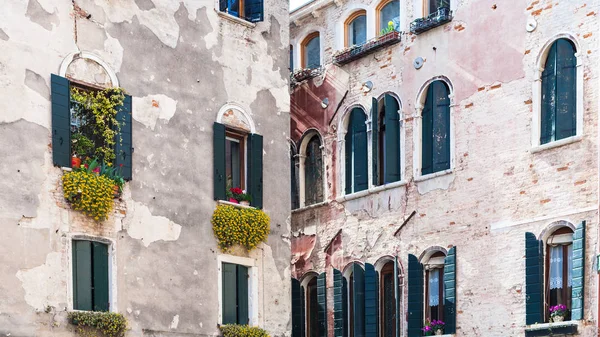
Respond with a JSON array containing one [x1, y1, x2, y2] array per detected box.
[[333, 30, 401, 66], [410, 7, 453, 35]]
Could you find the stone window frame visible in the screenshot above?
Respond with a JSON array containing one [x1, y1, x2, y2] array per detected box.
[[344, 9, 368, 47], [291, 27, 324, 72], [335, 4, 374, 51], [419, 247, 448, 324], [217, 254, 259, 326], [67, 234, 118, 312], [531, 34, 584, 153], [298, 129, 327, 208], [300, 31, 322, 69], [59, 51, 120, 87]]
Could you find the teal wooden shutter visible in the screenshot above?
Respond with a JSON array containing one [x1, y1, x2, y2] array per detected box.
[[292, 279, 303, 337], [214, 123, 226, 201], [342, 277, 349, 337], [345, 118, 353, 194], [394, 257, 400, 337], [571, 221, 586, 320], [353, 109, 368, 192], [92, 242, 109, 311], [317, 272, 327, 337], [421, 85, 434, 175], [51, 74, 71, 167], [237, 265, 249, 324], [555, 39, 577, 141], [525, 232, 543, 325], [443, 247, 456, 334], [384, 94, 400, 183], [371, 98, 379, 186], [115, 94, 133, 180], [249, 133, 263, 208], [431, 81, 450, 173], [540, 42, 558, 145], [245, 0, 264, 22], [407, 254, 423, 337], [222, 263, 238, 324], [364, 263, 378, 337], [352, 264, 365, 337], [301, 286, 306, 337], [333, 269, 344, 337], [72, 240, 93, 311]]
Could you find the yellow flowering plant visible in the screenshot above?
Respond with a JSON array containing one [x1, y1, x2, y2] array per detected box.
[[68, 311, 127, 337], [212, 205, 270, 251], [220, 325, 270, 337], [62, 170, 115, 221]]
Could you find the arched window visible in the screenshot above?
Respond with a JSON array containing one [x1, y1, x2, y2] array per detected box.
[[304, 135, 323, 206], [379, 261, 398, 337], [290, 144, 299, 209], [545, 226, 574, 320], [372, 94, 401, 186], [377, 0, 399, 33], [426, 0, 450, 15], [345, 108, 368, 194], [345, 263, 365, 337], [302, 32, 321, 69], [345, 11, 367, 46], [424, 252, 445, 321], [421, 80, 450, 176], [540, 39, 577, 145]]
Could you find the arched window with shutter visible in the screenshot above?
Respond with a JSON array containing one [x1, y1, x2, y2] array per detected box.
[[302, 133, 324, 206], [421, 81, 451, 176], [345, 108, 368, 194], [372, 94, 401, 186]]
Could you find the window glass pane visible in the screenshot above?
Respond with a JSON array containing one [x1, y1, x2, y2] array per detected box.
[[226, 138, 242, 189], [380, 0, 399, 31], [305, 136, 323, 206], [429, 0, 449, 14], [349, 15, 367, 45], [305, 36, 320, 69], [229, 0, 240, 16], [428, 269, 440, 306], [549, 246, 564, 290]]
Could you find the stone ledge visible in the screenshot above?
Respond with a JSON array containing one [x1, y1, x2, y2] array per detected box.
[[525, 320, 579, 337], [217, 199, 255, 209]]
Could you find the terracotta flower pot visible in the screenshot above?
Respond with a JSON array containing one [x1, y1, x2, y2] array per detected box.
[[240, 201, 250, 206], [113, 185, 121, 198], [71, 157, 81, 168], [552, 315, 565, 322]]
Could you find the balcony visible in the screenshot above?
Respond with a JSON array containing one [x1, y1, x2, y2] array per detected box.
[[290, 67, 323, 88], [410, 7, 453, 35], [333, 30, 401, 66]]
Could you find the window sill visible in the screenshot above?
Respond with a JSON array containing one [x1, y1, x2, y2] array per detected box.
[[217, 200, 256, 209], [335, 189, 370, 203], [525, 320, 579, 336], [369, 180, 407, 193], [531, 135, 583, 153], [414, 168, 453, 182], [333, 180, 408, 203], [292, 200, 330, 213], [216, 10, 256, 28]]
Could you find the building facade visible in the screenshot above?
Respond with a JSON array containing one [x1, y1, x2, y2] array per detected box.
[[290, 1, 600, 337], [0, 0, 290, 336]]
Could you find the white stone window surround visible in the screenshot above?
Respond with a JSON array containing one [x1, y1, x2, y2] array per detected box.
[[292, 27, 325, 71], [335, 4, 374, 51], [412, 76, 456, 181], [59, 51, 120, 87], [531, 34, 584, 153], [67, 234, 118, 312], [217, 254, 260, 326], [298, 129, 328, 208]]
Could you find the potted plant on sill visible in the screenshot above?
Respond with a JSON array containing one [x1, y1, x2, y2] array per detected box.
[[71, 132, 94, 168], [227, 187, 252, 206], [422, 319, 445, 336], [550, 304, 568, 322]]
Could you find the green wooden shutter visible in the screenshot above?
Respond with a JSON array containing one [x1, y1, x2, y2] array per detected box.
[[555, 39, 577, 141], [72, 240, 93, 311], [345, 118, 353, 194], [364, 263, 378, 337], [51, 74, 71, 168], [214, 123, 226, 201], [432, 81, 450, 173], [384, 94, 400, 183], [91, 242, 109, 311], [541, 42, 558, 145], [115, 94, 133, 180], [249, 133, 264, 208], [333, 269, 344, 337], [301, 286, 306, 337], [353, 109, 368, 192], [353, 264, 365, 337], [525, 232, 543, 325], [407, 254, 423, 337], [394, 257, 400, 337], [292, 278, 303, 337], [317, 272, 327, 337], [342, 276, 349, 337], [421, 85, 434, 175], [571, 221, 586, 320], [222, 263, 238, 324], [443, 247, 456, 334], [371, 98, 379, 186], [237, 265, 249, 324]]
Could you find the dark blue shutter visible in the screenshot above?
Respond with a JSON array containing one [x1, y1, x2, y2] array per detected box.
[[249, 133, 263, 208], [443, 247, 456, 334], [364, 264, 378, 337], [245, 0, 264, 22], [317, 272, 327, 337], [115, 94, 133, 180], [342, 277, 348, 337], [92, 242, 109, 311], [301, 286, 306, 337], [237, 265, 249, 324], [353, 109, 368, 192], [431, 81, 450, 173], [72, 240, 92, 311], [228, 0, 239, 16], [384, 94, 400, 183], [407, 254, 423, 337], [219, 0, 227, 11], [571, 221, 586, 320], [525, 232, 543, 325], [51, 74, 71, 168], [353, 264, 365, 337], [222, 263, 238, 324], [345, 119, 353, 194], [214, 123, 226, 201], [394, 257, 400, 337], [421, 85, 434, 175], [555, 39, 577, 141], [333, 269, 344, 337], [292, 279, 303, 337], [371, 98, 379, 186], [541, 42, 558, 145]]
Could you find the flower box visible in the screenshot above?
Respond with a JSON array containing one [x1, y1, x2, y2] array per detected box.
[[290, 67, 323, 88], [410, 7, 453, 34], [333, 30, 401, 65]]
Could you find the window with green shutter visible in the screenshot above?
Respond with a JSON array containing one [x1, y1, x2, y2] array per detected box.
[[345, 108, 368, 194], [421, 81, 450, 176], [317, 272, 327, 337], [304, 134, 324, 206], [379, 261, 397, 337], [406, 255, 423, 337], [72, 240, 110, 311], [221, 262, 250, 325], [373, 94, 401, 186]]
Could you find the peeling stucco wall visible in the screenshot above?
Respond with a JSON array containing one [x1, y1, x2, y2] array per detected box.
[[0, 0, 290, 336], [290, 1, 600, 336]]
